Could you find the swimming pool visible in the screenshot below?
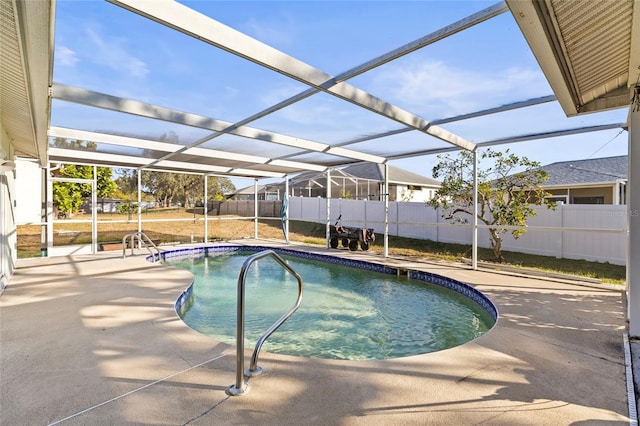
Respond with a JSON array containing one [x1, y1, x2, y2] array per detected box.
[[168, 246, 497, 360]]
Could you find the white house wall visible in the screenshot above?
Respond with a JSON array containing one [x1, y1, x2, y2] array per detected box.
[[0, 122, 17, 291], [394, 185, 437, 203], [14, 158, 42, 225]]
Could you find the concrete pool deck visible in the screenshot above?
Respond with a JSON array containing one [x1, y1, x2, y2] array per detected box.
[[0, 241, 631, 425]]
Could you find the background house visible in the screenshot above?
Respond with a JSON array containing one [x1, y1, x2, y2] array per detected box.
[[341, 164, 441, 202], [233, 164, 440, 202], [540, 155, 627, 204], [287, 168, 373, 199], [227, 184, 283, 201]]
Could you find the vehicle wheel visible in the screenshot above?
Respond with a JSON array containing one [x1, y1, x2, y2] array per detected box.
[[341, 238, 350, 247], [360, 241, 369, 251], [330, 238, 339, 249], [349, 240, 359, 251]]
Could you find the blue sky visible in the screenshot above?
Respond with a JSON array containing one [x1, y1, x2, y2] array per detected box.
[[51, 1, 629, 188]]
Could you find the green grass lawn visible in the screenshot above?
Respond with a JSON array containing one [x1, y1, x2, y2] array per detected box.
[[285, 221, 626, 285], [385, 235, 626, 284], [17, 211, 626, 285]]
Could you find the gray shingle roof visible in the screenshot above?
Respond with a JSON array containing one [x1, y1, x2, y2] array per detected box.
[[233, 184, 266, 195], [341, 163, 440, 186], [540, 155, 627, 186]]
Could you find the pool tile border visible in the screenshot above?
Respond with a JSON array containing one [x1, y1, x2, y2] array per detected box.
[[164, 245, 498, 323]]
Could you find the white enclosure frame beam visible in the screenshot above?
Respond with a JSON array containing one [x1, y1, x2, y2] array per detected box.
[[326, 169, 331, 248], [384, 163, 389, 258], [92, 166, 97, 254], [50, 1, 511, 178], [50, 126, 182, 154], [51, 125, 328, 173], [47, 147, 287, 178], [472, 151, 478, 270], [386, 123, 628, 161], [204, 175, 208, 243], [49, 148, 153, 167], [108, 0, 479, 152], [137, 170, 142, 238], [51, 84, 380, 167], [330, 95, 557, 150], [243, 1, 510, 163]]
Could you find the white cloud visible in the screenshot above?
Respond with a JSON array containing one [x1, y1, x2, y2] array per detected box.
[[85, 25, 149, 78], [224, 86, 241, 100], [258, 83, 305, 107], [243, 14, 295, 49], [257, 83, 360, 127], [373, 59, 550, 117], [55, 46, 78, 67]]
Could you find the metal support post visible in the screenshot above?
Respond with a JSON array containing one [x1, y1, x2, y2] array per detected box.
[[472, 150, 478, 270], [204, 175, 208, 243], [326, 169, 331, 248], [384, 163, 389, 258], [92, 166, 98, 254]]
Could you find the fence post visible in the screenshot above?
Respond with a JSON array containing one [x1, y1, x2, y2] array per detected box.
[[558, 203, 564, 259], [436, 206, 441, 243], [254, 179, 258, 239], [364, 198, 367, 229]]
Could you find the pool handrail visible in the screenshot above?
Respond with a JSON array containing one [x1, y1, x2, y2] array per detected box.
[[226, 249, 303, 396], [122, 232, 161, 263]]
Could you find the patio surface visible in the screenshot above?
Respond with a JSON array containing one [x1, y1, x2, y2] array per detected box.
[[0, 241, 631, 425]]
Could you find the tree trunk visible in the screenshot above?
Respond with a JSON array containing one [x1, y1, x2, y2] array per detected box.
[[488, 228, 505, 263]]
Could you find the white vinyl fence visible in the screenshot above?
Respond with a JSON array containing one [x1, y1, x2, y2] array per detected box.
[[288, 197, 628, 265]]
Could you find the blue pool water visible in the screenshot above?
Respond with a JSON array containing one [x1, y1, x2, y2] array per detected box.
[[171, 247, 496, 360]]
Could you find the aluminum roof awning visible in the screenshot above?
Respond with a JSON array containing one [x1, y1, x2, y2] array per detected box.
[[507, 0, 639, 116], [0, 0, 53, 165]]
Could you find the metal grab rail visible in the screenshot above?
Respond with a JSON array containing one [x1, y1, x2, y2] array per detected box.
[[121, 232, 161, 263], [227, 250, 303, 396]]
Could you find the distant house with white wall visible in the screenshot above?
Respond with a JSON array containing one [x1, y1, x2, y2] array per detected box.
[[539, 155, 627, 204], [14, 158, 43, 225], [340, 163, 440, 202], [227, 184, 283, 201]]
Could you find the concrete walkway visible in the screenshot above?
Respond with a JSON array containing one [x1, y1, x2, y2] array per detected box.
[[0, 243, 630, 425]]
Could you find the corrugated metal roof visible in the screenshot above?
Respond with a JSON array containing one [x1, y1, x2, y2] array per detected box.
[[507, 0, 637, 115], [552, 0, 633, 106]]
